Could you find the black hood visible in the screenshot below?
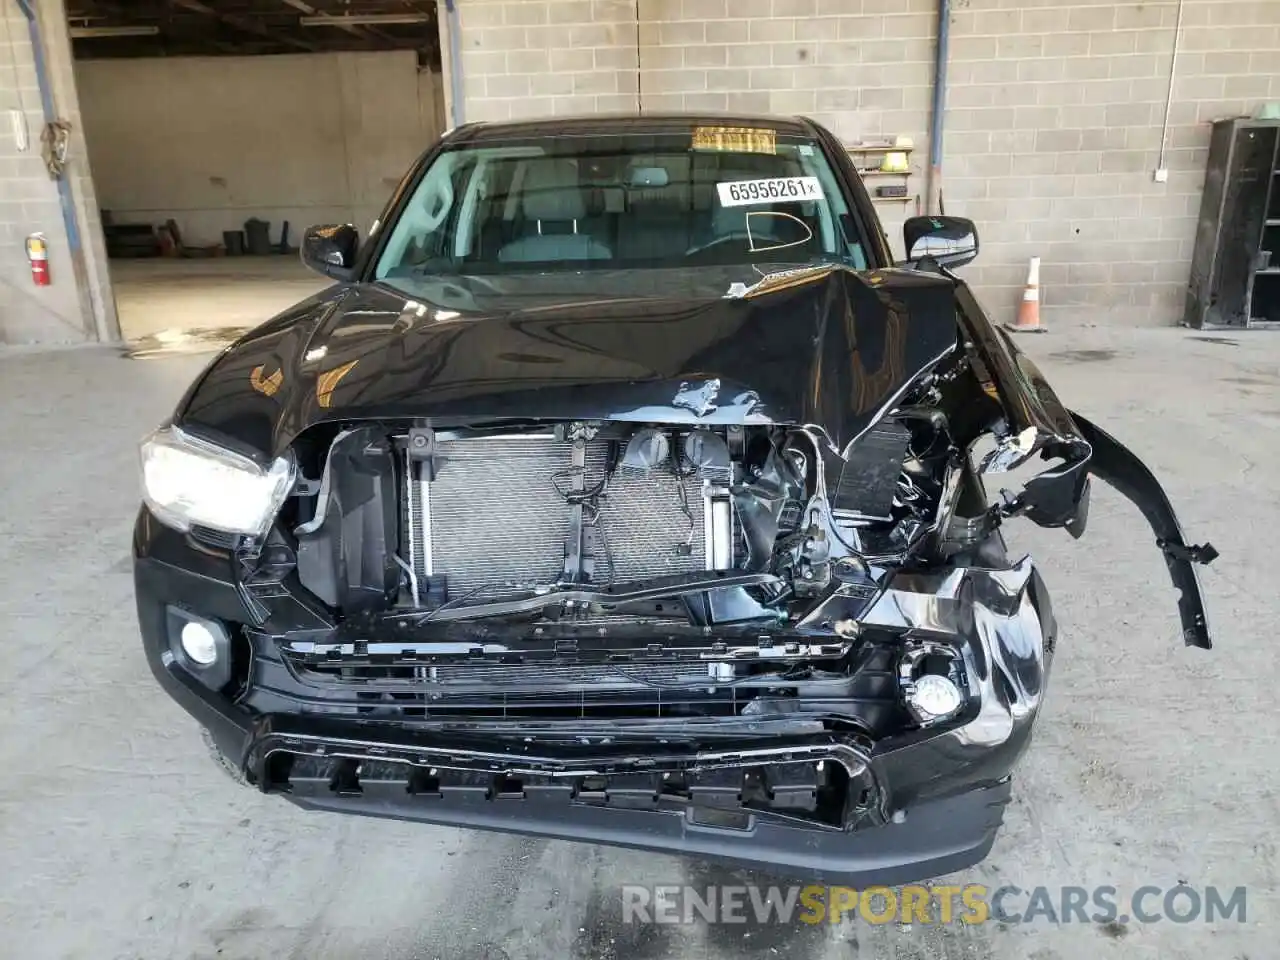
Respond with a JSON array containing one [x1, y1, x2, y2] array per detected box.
[[177, 266, 960, 459]]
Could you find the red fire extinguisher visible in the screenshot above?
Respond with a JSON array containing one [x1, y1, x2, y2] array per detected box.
[[26, 233, 50, 286]]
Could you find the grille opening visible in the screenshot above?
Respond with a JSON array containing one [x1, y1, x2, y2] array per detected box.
[[740, 768, 773, 805], [254, 750, 874, 829], [330, 758, 363, 796], [688, 807, 751, 830], [262, 752, 294, 792], [407, 768, 442, 797], [491, 774, 525, 800], [283, 655, 893, 725], [575, 776, 610, 802], [300, 652, 797, 721], [346, 687, 755, 721], [660, 772, 690, 799], [814, 759, 851, 825], [270, 635, 901, 730]]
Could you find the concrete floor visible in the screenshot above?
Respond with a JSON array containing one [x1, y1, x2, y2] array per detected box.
[[110, 257, 329, 341], [1, 326, 1277, 959]]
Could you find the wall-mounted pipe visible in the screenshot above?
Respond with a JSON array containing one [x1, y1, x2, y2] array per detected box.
[[926, 0, 951, 215], [1156, 0, 1187, 173], [443, 0, 465, 127], [14, 0, 103, 340]]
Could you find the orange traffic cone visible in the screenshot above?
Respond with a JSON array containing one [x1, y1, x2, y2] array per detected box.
[[1005, 257, 1045, 333]]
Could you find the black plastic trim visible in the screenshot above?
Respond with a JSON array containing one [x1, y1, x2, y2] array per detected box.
[[282, 761, 1008, 885]]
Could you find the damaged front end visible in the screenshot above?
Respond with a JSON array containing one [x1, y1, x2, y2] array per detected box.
[[135, 265, 1215, 883]]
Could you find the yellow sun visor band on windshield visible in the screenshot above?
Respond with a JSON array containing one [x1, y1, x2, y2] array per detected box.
[[692, 126, 777, 155]]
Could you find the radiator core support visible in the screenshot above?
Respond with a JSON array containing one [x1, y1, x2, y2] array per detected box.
[[403, 430, 726, 602]]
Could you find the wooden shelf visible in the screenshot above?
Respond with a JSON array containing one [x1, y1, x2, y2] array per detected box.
[[857, 169, 911, 177], [844, 143, 914, 154]]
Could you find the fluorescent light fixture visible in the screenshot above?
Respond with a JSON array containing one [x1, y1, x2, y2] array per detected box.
[[70, 25, 160, 38], [299, 13, 430, 26]]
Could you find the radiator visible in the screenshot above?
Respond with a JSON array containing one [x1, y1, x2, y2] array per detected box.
[[405, 434, 710, 599]]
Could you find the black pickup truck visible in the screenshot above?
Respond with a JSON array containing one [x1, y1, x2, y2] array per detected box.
[[133, 113, 1215, 884]]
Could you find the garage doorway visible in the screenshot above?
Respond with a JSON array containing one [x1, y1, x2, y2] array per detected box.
[[66, 1, 445, 343]]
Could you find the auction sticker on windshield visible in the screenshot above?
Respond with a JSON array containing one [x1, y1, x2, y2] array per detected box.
[[717, 177, 824, 207]]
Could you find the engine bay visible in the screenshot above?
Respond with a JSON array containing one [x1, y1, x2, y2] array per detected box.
[[219, 310, 1211, 738], [287, 400, 969, 635]]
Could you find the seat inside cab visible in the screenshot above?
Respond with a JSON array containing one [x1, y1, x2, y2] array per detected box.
[[472, 149, 826, 268]]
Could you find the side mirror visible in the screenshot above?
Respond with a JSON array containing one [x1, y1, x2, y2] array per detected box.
[[301, 224, 359, 281], [903, 215, 979, 269]]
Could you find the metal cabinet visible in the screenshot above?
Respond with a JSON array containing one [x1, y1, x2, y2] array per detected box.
[[1185, 118, 1280, 329]]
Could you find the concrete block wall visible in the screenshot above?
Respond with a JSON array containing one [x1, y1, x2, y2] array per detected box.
[[456, 0, 640, 121], [634, 0, 935, 266], [946, 0, 1280, 322], [449, 0, 1280, 325], [637, 0, 934, 138], [1, 0, 115, 345]]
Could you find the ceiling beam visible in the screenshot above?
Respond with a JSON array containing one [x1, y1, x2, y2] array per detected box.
[[279, 0, 388, 43], [168, 0, 319, 51], [68, 0, 147, 22], [69, 0, 244, 55]]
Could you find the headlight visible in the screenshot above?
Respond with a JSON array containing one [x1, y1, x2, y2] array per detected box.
[[139, 426, 295, 537]]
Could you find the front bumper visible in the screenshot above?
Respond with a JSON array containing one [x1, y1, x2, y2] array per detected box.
[[257, 712, 1013, 885], [135, 509, 1054, 884]]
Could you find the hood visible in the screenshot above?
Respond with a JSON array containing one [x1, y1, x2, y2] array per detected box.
[[177, 266, 960, 459]]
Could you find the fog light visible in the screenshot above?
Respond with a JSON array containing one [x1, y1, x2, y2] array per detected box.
[[180, 621, 220, 665], [166, 608, 234, 691], [906, 674, 962, 722]]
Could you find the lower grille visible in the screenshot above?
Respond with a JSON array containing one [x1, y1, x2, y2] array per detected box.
[[267, 636, 893, 724], [291, 659, 719, 688], [406, 434, 709, 598]]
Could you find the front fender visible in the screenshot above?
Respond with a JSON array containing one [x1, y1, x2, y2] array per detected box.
[[1070, 412, 1217, 649], [950, 279, 1216, 649]]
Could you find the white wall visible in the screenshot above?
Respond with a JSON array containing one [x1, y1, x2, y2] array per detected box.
[[75, 51, 444, 246], [1, 0, 117, 345]]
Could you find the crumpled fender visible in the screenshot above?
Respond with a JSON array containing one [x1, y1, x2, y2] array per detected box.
[[1070, 412, 1218, 649], [950, 280, 1216, 649], [952, 285, 1093, 535]]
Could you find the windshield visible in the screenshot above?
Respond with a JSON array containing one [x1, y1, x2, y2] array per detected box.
[[374, 129, 868, 289]]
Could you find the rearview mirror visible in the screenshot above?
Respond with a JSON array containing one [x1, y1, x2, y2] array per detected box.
[[301, 224, 359, 281], [903, 215, 979, 269]]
